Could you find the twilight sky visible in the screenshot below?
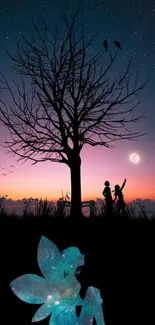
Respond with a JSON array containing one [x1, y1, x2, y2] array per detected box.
[[0, 0, 155, 203]]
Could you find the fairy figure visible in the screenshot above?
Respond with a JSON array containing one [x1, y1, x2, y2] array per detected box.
[[10, 236, 104, 325], [79, 286, 104, 325], [113, 178, 127, 214], [102, 180, 113, 215]]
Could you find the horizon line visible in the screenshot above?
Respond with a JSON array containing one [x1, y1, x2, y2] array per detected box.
[[1, 197, 155, 203]]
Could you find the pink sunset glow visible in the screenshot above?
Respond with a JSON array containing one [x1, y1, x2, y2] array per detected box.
[[0, 124, 154, 203]]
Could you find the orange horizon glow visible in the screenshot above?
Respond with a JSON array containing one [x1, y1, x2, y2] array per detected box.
[[0, 129, 155, 204], [3, 194, 155, 203]]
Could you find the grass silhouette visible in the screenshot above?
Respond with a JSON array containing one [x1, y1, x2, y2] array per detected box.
[[0, 195, 154, 225]]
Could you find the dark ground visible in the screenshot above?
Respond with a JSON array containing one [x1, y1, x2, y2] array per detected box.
[[1, 216, 155, 325]]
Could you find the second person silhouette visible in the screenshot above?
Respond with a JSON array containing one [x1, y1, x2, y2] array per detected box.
[[113, 178, 127, 215]]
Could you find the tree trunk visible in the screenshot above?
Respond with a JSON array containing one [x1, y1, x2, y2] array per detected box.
[[69, 155, 84, 219]]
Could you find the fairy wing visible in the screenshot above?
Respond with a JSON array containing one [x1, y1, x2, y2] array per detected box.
[[37, 236, 61, 278], [10, 274, 46, 304]]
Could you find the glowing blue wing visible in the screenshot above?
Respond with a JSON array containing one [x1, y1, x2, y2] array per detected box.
[[9, 274, 46, 304], [37, 236, 61, 278], [32, 302, 53, 322]]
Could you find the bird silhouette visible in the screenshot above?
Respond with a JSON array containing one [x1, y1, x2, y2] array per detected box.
[[103, 40, 108, 51], [3, 173, 7, 176], [114, 41, 122, 50], [10, 165, 15, 168], [9, 171, 13, 173]]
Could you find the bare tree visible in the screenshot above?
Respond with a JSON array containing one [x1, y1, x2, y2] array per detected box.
[[0, 8, 148, 219]]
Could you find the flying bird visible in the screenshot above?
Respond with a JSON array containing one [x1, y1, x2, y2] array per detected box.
[[3, 173, 7, 176], [103, 40, 108, 51], [10, 165, 15, 168], [9, 171, 13, 173], [114, 41, 122, 50]]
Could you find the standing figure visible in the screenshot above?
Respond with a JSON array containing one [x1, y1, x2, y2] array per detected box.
[[102, 181, 113, 215], [113, 179, 127, 215], [79, 286, 104, 325], [10, 236, 105, 325]]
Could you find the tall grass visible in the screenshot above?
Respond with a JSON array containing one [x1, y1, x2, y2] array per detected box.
[[0, 195, 154, 223]]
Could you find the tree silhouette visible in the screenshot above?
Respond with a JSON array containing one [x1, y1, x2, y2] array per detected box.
[[0, 7, 148, 219]]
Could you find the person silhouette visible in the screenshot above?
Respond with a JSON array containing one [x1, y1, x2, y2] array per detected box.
[[10, 236, 105, 325], [30, 246, 85, 325], [102, 181, 113, 215], [79, 286, 104, 325], [113, 179, 127, 215], [50, 246, 85, 304], [47, 247, 104, 325]]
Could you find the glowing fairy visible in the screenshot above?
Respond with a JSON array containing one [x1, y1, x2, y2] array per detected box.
[[10, 236, 104, 325]]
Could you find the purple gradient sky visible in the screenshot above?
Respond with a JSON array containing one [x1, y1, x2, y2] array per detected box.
[[0, 0, 155, 202]]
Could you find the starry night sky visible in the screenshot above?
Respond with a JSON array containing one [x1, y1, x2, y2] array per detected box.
[[0, 0, 154, 204]]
